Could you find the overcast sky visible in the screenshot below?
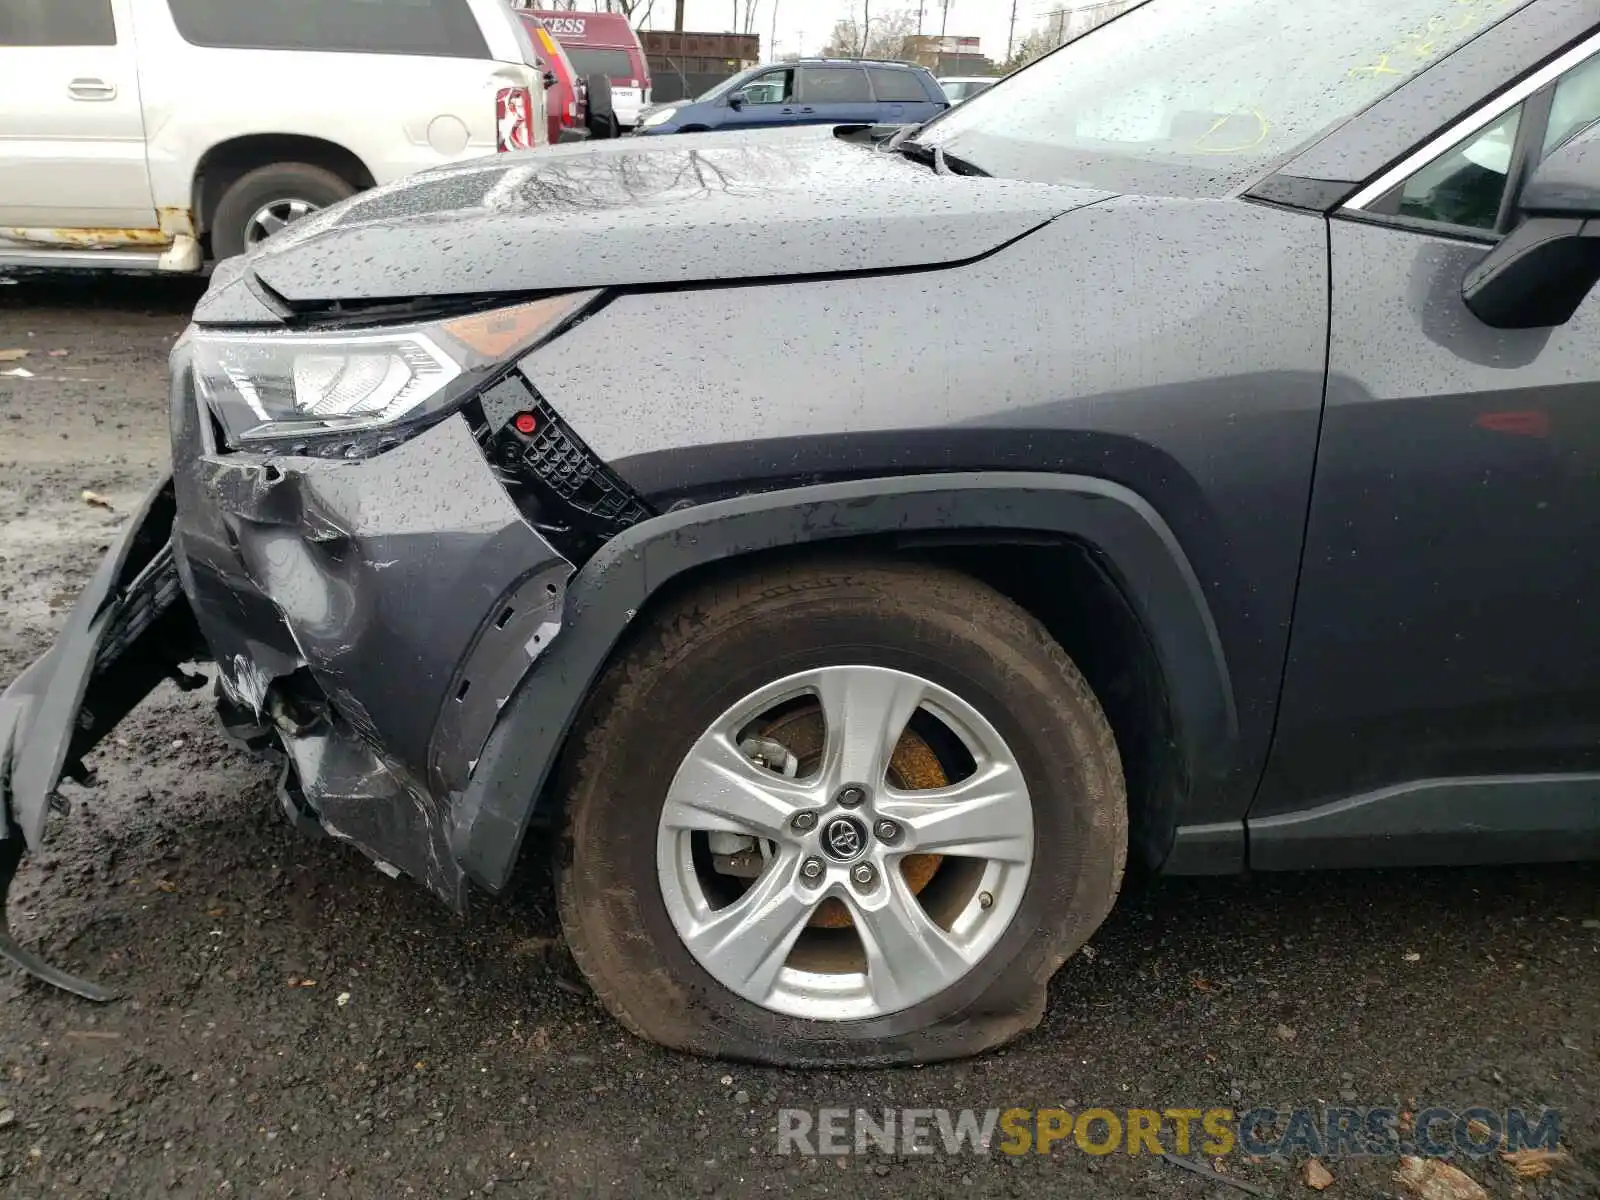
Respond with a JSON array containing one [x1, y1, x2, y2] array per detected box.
[[628, 0, 1067, 62]]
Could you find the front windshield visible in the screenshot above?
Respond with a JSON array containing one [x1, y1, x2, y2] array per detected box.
[[917, 0, 1532, 195]]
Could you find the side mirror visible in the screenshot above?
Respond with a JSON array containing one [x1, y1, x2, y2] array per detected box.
[[543, 69, 558, 90], [1464, 121, 1600, 329], [728, 90, 747, 111]]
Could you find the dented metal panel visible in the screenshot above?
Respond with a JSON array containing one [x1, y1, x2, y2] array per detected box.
[[169, 371, 573, 904]]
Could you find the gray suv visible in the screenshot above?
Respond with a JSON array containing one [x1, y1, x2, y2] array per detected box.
[[5, 0, 1600, 1066]]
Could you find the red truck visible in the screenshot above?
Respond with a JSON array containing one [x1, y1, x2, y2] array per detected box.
[[515, 13, 587, 144], [521, 8, 651, 128]]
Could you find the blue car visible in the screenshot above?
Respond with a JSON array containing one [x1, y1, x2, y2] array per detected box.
[[634, 58, 948, 136]]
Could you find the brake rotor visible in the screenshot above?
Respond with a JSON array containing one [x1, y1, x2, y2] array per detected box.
[[755, 703, 946, 929]]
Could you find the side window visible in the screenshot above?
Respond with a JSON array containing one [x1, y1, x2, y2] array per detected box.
[[1373, 51, 1600, 234], [165, 0, 489, 59], [0, 0, 116, 46], [868, 68, 928, 103], [800, 67, 872, 104], [1393, 107, 1523, 231], [1542, 53, 1600, 156], [740, 69, 793, 104]]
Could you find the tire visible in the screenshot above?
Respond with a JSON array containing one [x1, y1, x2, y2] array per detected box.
[[556, 560, 1127, 1066], [210, 163, 356, 260]]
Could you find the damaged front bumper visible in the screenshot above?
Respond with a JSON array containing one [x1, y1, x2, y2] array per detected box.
[[0, 344, 633, 997], [169, 350, 576, 908], [0, 476, 203, 999]]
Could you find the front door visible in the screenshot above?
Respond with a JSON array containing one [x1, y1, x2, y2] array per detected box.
[[0, 0, 155, 232], [722, 67, 800, 131], [1257, 45, 1600, 821]]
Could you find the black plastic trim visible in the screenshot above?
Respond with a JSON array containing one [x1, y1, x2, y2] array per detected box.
[[1243, 175, 1358, 213], [449, 471, 1239, 894], [1164, 821, 1246, 874]]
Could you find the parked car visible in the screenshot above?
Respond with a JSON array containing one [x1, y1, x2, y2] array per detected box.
[[523, 8, 651, 129], [0, 0, 548, 271], [634, 58, 948, 135], [8, 0, 1600, 1067], [938, 75, 997, 103], [516, 12, 587, 144]]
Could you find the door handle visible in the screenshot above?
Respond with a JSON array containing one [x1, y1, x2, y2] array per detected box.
[[799, 106, 815, 113], [68, 78, 117, 101]]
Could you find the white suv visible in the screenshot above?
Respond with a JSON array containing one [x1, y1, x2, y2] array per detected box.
[[0, 0, 548, 272]]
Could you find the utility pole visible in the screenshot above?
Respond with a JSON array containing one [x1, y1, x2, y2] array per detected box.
[[770, 0, 779, 59], [673, 0, 684, 31], [1006, 0, 1018, 59], [939, 0, 950, 37]]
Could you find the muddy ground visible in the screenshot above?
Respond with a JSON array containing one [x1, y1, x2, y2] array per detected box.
[[0, 274, 1597, 1199]]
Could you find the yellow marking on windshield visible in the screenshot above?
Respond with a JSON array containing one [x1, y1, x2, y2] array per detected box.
[[1348, 54, 1405, 80], [1347, 0, 1515, 84], [1192, 109, 1270, 155]]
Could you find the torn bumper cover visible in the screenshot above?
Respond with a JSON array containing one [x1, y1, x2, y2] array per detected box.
[[0, 476, 202, 999], [171, 405, 573, 910], [0, 354, 586, 997]]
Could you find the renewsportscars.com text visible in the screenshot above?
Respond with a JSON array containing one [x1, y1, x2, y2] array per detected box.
[[776, 1106, 1561, 1159]]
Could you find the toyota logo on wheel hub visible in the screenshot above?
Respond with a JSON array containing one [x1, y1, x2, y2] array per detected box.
[[822, 815, 869, 861]]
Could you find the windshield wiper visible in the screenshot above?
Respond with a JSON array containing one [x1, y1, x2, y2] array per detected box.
[[894, 139, 989, 178]]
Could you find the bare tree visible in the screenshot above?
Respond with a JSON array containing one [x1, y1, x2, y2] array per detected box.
[[823, 7, 919, 60], [867, 8, 919, 59], [587, 0, 653, 24], [1002, 23, 1055, 71], [822, 17, 857, 56]]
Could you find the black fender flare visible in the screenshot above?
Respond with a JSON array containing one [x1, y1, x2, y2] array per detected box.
[[449, 471, 1238, 893]]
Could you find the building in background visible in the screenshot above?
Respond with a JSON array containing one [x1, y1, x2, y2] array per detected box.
[[640, 31, 760, 102], [905, 34, 995, 77]]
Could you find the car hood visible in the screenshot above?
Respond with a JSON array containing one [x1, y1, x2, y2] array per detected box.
[[198, 127, 1112, 316]]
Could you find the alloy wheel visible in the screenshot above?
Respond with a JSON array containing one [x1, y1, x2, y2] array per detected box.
[[656, 665, 1035, 1021]]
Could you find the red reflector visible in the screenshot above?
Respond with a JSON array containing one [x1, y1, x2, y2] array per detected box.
[[496, 87, 536, 152], [513, 412, 538, 435], [1475, 410, 1551, 438]]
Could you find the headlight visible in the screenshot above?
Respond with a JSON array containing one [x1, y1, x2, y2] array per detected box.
[[194, 291, 598, 447], [637, 107, 678, 129]]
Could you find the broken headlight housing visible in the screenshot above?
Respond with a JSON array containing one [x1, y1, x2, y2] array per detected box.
[[193, 292, 598, 447]]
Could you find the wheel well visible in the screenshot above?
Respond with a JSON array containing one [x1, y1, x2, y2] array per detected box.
[[543, 533, 1182, 874], [925, 538, 1180, 876], [192, 135, 376, 240]]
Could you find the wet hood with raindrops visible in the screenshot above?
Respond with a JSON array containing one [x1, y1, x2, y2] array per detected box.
[[196, 125, 1113, 315]]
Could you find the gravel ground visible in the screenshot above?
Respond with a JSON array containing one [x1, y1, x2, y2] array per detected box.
[[1, 274, 1598, 1200]]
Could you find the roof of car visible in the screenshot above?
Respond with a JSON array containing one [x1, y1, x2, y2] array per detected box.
[[790, 57, 926, 70]]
